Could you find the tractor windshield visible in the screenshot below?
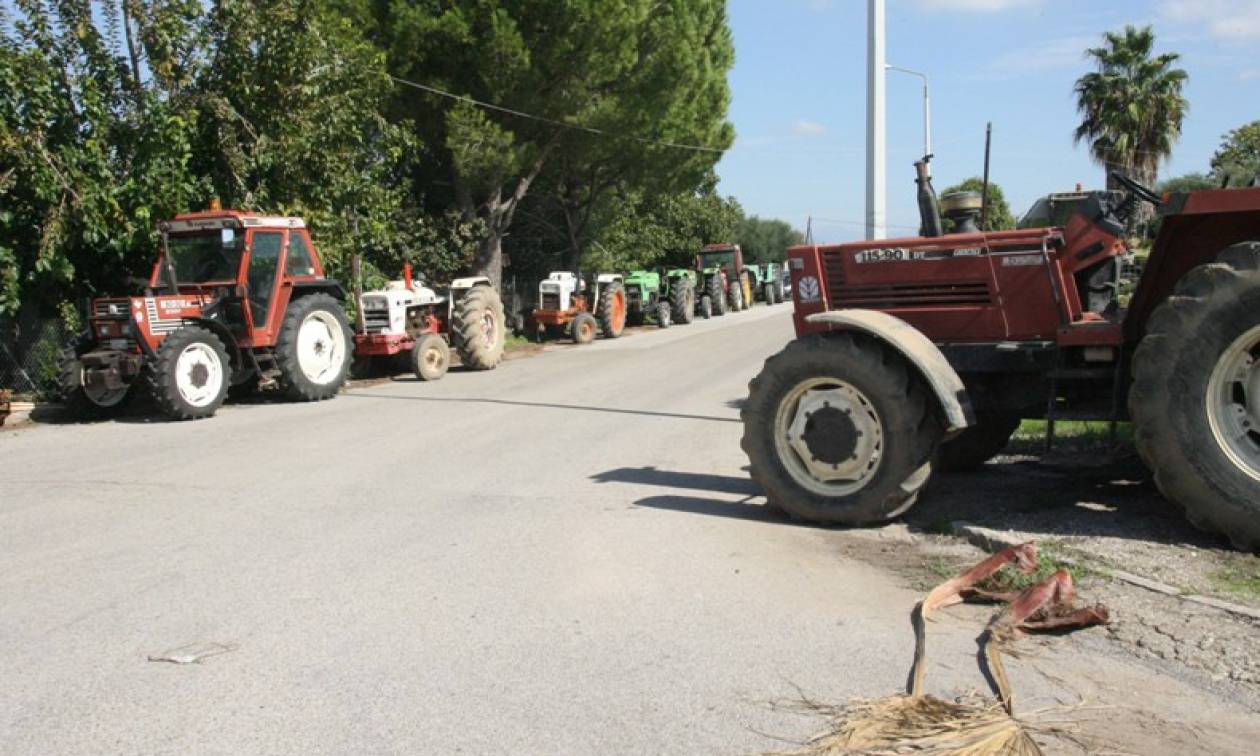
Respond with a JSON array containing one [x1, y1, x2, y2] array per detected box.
[[161, 230, 244, 284], [699, 250, 736, 278]]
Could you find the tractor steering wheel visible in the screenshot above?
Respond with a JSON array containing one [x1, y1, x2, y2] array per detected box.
[[1111, 172, 1163, 206]]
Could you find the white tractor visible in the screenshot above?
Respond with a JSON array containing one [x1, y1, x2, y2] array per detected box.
[[354, 265, 506, 380], [531, 271, 628, 344]]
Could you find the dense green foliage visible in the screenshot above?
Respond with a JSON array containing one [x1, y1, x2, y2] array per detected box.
[[1210, 120, 1260, 186], [1, 0, 785, 326], [939, 178, 1015, 232], [733, 215, 805, 263], [1073, 24, 1187, 229]]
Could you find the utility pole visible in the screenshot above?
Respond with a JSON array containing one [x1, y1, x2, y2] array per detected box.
[[886, 65, 931, 159], [865, 0, 886, 241]]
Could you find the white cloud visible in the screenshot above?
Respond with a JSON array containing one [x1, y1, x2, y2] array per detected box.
[[918, 0, 1040, 12], [984, 35, 1097, 77], [1161, 0, 1260, 41], [792, 120, 828, 137]]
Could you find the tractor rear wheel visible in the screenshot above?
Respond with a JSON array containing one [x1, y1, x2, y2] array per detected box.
[[1130, 241, 1260, 551], [573, 312, 598, 344], [598, 281, 627, 338], [741, 332, 943, 525], [149, 326, 230, 420], [656, 301, 672, 328], [57, 343, 131, 419], [455, 285, 506, 370], [411, 334, 450, 381], [671, 280, 695, 324], [936, 413, 1022, 472], [700, 294, 713, 319], [275, 293, 352, 401], [708, 276, 726, 316]]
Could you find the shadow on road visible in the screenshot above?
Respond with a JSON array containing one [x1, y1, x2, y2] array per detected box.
[[632, 494, 783, 523], [344, 393, 741, 423], [591, 466, 760, 496]]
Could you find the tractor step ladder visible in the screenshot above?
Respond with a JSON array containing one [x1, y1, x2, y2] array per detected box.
[[1043, 348, 1126, 451]]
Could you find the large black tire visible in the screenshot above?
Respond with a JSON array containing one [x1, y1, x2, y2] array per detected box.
[[671, 279, 695, 324], [656, 300, 672, 328], [763, 284, 776, 306], [730, 279, 744, 312], [597, 280, 627, 338], [411, 333, 450, 381], [700, 294, 713, 319], [708, 275, 726, 316], [57, 343, 131, 419], [936, 414, 1022, 472], [572, 312, 597, 344], [741, 332, 944, 525], [1129, 241, 1260, 551], [148, 326, 231, 420], [455, 285, 506, 370], [275, 293, 353, 401]]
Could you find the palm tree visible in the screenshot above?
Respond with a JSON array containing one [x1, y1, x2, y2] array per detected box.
[[1074, 25, 1188, 229]]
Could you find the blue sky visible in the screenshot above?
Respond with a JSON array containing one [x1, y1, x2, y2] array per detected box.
[[714, 0, 1260, 242]]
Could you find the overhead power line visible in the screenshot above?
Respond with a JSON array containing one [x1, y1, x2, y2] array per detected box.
[[387, 74, 727, 154]]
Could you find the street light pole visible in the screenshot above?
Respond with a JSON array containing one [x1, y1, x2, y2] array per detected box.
[[886, 64, 931, 159], [865, 0, 886, 241]]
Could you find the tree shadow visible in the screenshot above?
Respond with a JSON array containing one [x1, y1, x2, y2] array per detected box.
[[591, 466, 760, 496]]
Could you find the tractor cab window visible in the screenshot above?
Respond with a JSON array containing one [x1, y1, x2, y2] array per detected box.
[[700, 251, 736, 279], [248, 231, 284, 326], [285, 232, 316, 277], [166, 231, 244, 283]]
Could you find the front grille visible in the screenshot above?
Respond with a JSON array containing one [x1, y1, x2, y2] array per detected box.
[[626, 286, 643, 304], [363, 311, 391, 334], [830, 281, 992, 308], [541, 292, 561, 311], [94, 299, 130, 319]]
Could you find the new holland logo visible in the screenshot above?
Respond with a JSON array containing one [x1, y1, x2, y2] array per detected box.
[[797, 275, 821, 303]]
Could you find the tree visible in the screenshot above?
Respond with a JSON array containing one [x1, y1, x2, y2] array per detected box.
[[1210, 120, 1260, 186], [1073, 25, 1187, 229], [733, 216, 805, 263], [358, 0, 735, 288], [1158, 172, 1218, 193], [939, 178, 1016, 232]]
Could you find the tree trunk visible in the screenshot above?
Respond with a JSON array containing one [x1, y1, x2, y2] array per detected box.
[[476, 230, 504, 290]]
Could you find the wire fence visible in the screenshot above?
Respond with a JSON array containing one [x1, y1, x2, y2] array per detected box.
[[0, 317, 68, 398]]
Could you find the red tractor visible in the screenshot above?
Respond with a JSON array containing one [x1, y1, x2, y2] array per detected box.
[[742, 170, 1260, 551], [697, 243, 754, 315], [59, 210, 353, 420]]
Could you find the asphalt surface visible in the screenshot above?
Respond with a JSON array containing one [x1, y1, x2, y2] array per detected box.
[[2, 304, 1258, 754]]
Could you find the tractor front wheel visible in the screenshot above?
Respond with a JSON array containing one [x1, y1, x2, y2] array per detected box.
[[57, 344, 131, 419], [708, 276, 726, 316], [671, 279, 695, 324], [700, 294, 713, 319], [411, 334, 450, 381], [149, 326, 231, 420], [598, 281, 627, 338], [455, 285, 506, 370], [656, 300, 672, 328], [1130, 241, 1260, 551], [730, 280, 744, 312], [275, 293, 353, 401], [936, 413, 1022, 472], [573, 312, 598, 344], [741, 332, 943, 525]]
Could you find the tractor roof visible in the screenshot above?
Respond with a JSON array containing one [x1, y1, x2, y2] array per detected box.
[[160, 210, 306, 234], [702, 243, 739, 251]]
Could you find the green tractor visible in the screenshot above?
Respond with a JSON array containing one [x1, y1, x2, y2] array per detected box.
[[624, 268, 697, 327], [753, 262, 786, 304]]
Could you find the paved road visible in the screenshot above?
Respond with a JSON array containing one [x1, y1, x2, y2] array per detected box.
[[2, 305, 1257, 754]]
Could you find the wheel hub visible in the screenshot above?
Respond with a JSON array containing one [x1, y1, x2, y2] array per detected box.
[[783, 384, 883, 484], [174, 343, 223, 407], [1208, 324, 1260, 481]]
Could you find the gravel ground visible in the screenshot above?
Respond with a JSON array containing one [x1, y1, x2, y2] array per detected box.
[[844, 446, 1260, 712]]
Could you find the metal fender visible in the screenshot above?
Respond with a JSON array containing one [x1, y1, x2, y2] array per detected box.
[[450, 276, 491, 289], [805, 310, 974, 432], [596, 273, 623, 285]]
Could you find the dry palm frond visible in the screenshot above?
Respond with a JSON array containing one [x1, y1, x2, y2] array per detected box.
[[770, 545, 1109, 756], [785, 695, 1042, 755]]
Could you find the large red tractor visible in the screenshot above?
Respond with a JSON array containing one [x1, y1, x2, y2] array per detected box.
[[743, 172, 1260, 551], [59, 210, 353, 420]]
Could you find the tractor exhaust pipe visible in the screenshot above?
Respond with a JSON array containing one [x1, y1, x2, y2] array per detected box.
[[915, 156, 943, 237]]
